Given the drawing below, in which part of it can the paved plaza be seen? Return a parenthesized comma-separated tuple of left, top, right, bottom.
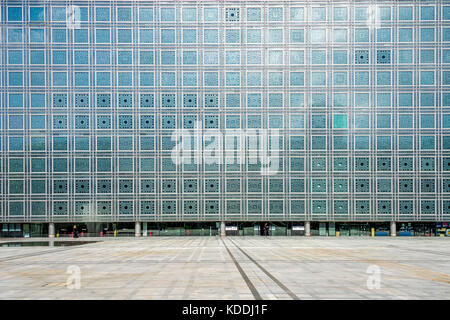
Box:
(0, 237, 449, 299)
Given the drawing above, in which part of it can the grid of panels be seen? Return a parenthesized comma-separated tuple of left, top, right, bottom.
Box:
(2, 1, 450, 222)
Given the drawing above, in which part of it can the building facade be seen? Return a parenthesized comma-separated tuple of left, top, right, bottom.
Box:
(1, 1, 450, 236)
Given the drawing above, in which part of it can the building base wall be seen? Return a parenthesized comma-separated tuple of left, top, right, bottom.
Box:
(0, 221, 448, 238)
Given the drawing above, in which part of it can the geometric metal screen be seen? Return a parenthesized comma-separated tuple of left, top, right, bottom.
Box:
(1, 1, 450, 223)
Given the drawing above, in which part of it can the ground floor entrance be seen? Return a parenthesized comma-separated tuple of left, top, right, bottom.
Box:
(0, 223, 48, 237)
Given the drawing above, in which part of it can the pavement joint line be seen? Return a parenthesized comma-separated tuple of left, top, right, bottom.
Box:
(220, 238, 262, 300)
(0, 258, 448, 266)
(386, 245, 450, 257)
(0, 246, 82, 263)
(228, 238, 300, 301)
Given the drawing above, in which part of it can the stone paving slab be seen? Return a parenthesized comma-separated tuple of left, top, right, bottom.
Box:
(0, 237, 449, 299)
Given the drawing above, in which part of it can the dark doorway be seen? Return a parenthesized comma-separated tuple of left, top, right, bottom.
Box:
(259, 222, 270, 236)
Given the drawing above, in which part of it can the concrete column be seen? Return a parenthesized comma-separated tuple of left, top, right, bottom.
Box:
(135, 221, 141, 237)
(305, 221, 311, 236)
(390, 221, 396, 237)
(49, 223, 55, 238)
(220, 221, 226, 237)
(87, 223, 102, 234)
(142, 222, 147, 237)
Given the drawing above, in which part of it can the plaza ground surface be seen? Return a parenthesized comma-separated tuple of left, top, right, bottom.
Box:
(0, 237, 449, 299)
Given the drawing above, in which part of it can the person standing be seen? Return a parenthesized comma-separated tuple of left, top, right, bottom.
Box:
(73, 225, 79, 238)
(264, 223, 270, 237)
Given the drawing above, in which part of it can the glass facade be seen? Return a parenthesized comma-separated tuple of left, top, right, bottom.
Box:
(1, 1, 450, 224)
